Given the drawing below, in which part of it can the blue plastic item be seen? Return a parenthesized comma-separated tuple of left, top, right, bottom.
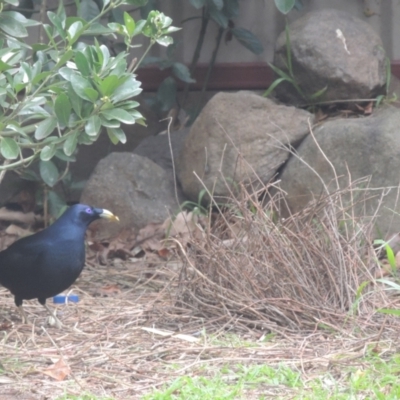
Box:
(53, 294, 79, 304)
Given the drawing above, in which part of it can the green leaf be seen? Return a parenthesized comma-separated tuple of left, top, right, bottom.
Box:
(268, 62, 294, 82)
(54, 93, 71, 127)
(101, 108, 136, 124)
(65, 16, 86, 30)
(84, 87, 99, 102)
(123, 12, 135, 37)
(100, 117, 120, 128)
(35, 117, 57, 140)
(111, 76, 142, 102)
(132, 19, 146, 36)
(32, 71, 52, 85)
(67, 21, 83, 45)
(107, 127, 126, 144)
(40, 144, 56, 161)
(68, 83, 83, 117)
(20, 169, 40, 181)
(223, 0, 239, 18)
(0, 13, 28, 37)
(4, 0, 19, 6)
(55, 49, 74, 68)
(48, 190, 68, 219)
(63, 132, 78, 156)
(70, 74, 95, 101)
(47, 11, 66, 39)
(157, 77, 177, 111)
(189, 0, 206, 8)
(309, 86, 328, 100)
(99, 75, 120, 97)
(376, 278, 400, 291)
(39, 160, 59, 187)
(172, 63, 195, 83)
(74, 51, 91, 77)
(100, 45, 110, 70)
(85, 115, 101, 136)
(209, 8, 228, 28)
(156, 36, 174, 47)
(263, 77, 286, 97)
(377, 308, 400, 316)
(232, 28, 263, 55)
(85, 22, 116, 35)
(0, 137, 19, 159)
(274, 0, 296, 14)
(55, 149, 76, 162)
(59, 66, 78, 82)
(212, 0, 223, 10)
(79, 0, 100, 22)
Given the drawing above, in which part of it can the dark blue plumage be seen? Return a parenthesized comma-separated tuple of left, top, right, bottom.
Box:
(0, 204, 118, 327)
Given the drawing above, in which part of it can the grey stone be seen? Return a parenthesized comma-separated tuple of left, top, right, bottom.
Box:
(81, 152, 181, 238)
(279, 105, 400, 238)
(274, 9, 386, 105)
(177, 91, 314, 202)
(133, 128, 189, 174)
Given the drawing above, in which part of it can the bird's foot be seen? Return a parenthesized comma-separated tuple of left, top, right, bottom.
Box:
(17, 305, 29, 324)
(44, 304, 63, 329)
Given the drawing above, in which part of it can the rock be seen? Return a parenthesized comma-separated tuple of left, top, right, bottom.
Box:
(274, 9, 386, 105)
(279, 105, 400, 238)
(133, 128, 189, 174)
(81, 153, 181, 238)
(177, 91, 313, 202)
(133, 129, 190, 204)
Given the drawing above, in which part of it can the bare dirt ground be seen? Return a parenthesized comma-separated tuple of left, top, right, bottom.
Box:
(0, 258, 398, 400)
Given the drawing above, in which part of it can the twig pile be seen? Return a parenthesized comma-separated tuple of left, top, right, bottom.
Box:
(176, 180, 399, 334)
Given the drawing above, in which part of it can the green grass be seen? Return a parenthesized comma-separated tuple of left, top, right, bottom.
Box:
(143, 353, 400, 399)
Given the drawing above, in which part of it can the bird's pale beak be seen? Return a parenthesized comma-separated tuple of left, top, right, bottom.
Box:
(100, 209, 119, 222)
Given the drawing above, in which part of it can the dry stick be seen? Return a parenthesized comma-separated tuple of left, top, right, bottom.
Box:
(41, 326, 84, 390)
(163, 116, 180, 206)
(0, 160, 9, 185)
(372, 315, 388, 353)
(306, 118, 352, 307)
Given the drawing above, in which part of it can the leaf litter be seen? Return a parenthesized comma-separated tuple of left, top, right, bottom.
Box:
(0, 204, 399, 399)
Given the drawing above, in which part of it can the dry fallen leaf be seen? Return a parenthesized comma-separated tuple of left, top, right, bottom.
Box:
(163, 211, 206, 247)
(42, 358, 70, 381)
(136, 222, 165, 252)
(96, 284, 121, 297)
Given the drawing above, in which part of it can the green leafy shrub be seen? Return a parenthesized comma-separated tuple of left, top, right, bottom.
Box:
(0, 0, 178, 215)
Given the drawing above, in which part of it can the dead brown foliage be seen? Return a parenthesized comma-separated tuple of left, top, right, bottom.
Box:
(175, 179, 399, 335)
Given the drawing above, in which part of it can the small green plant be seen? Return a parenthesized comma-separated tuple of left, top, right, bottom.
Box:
(376, 55, 398, 106)
(263, 23, 326, 102)
(374, 239, 397, 272)
(180, 188, 209, 216)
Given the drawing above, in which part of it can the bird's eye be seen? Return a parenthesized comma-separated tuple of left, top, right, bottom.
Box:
(86, 207, 92, 214)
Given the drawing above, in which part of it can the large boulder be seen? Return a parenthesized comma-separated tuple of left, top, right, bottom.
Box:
(279, 105, 400, 238)
(81, 153, 181, 238)
(133, 129, 189, 203)
(177, 91, 313, 203)
(274, 9, 386, 105)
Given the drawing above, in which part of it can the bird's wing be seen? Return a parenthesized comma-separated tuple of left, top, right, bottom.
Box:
(0, 234, 49, 288)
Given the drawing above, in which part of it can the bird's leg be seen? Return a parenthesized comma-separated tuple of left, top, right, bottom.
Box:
(43, 303, 63, 329)
(17, 305, 28, 324)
